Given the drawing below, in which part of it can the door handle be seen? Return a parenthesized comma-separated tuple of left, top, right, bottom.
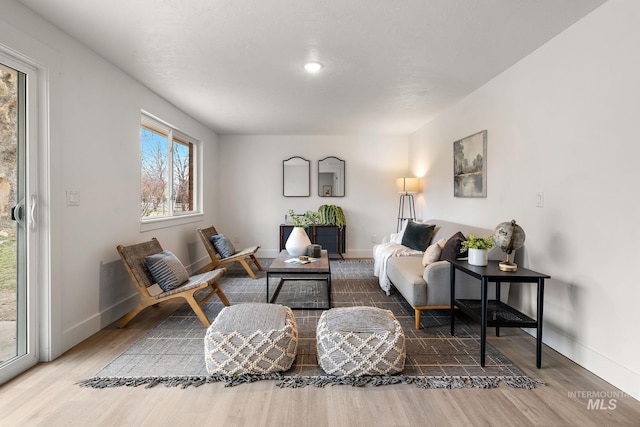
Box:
(11, 198, 25, 228)
(30, 194, 37, 231)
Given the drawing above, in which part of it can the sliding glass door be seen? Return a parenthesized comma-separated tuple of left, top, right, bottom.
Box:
(0, 54, 39, 384)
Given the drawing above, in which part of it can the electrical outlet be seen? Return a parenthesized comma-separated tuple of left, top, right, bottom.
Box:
(371, 235, 377, 243)
(66, 189, 80, 206)
(233, 235, 240, 244)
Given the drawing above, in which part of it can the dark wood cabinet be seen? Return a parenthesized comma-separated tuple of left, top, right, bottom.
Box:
(279, 225, 346, 259)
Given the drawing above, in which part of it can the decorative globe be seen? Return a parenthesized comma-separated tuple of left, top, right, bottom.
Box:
(493, 220, 526, 271)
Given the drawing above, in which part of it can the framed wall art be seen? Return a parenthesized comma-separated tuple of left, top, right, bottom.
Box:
(453, 130, 487, 198)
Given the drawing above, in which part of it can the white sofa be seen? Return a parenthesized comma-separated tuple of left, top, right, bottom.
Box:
(374, 219, 521, 329)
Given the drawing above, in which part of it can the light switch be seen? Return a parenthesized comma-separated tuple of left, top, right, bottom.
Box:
(67, 190, 80, 206)
(535, 192, 544, 208)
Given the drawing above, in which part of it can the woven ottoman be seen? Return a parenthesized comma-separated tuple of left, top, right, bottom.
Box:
(316, 306, 406, 376)
(204, 303, 298, 376)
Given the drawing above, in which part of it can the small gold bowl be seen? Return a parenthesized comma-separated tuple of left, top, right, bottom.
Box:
(298, 256, 309, 261)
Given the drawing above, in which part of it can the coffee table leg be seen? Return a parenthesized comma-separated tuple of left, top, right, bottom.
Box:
(480, 277, 488, 367)
(266, 271, 270, 303)
(450, 264, 456, 335)
(495, 281, 501, 337)
(269, 278, 285, 304)
(537, 279, 545, 368)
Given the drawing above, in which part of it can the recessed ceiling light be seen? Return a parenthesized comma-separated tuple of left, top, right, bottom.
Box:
(304, 62, 323, 73)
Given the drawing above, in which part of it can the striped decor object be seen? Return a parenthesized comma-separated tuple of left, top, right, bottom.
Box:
(316, 307, 406, 377)
(145, 250, 189, 291)
(204, 303, 298, 376)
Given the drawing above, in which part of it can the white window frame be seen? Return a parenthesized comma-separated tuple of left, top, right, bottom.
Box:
(140, 112, 202, 229)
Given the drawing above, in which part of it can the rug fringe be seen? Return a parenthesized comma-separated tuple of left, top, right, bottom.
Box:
(77, 374, 544, 390)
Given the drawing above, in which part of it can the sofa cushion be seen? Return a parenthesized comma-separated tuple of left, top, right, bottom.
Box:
(440, 231, 467, 261)
(422, 238, 446, 266)
(386, 255, 427, 307)
(401, 221, 435, 252)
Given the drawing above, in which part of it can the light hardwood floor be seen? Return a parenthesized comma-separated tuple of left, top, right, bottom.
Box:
(1, 299, 639, 427)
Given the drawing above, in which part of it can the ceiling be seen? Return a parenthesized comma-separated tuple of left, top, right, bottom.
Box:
(20, 0, 607, 135)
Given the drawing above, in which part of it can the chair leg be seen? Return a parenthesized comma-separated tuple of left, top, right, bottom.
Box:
(250, 255, 263, 271)
(118, 303, 147, 328)
(239, 258, 257, 279)
(214, 284, 230, 306)
(415, 308, 421, 330)
(185, 294, 211, 327)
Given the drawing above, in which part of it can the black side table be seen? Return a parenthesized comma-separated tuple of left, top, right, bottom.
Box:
(448, 259, 550, 368)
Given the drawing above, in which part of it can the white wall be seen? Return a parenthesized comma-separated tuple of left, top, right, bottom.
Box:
(1, 1, 221, 358)
(409, 0, 640, 398)
(218, 135, 408, 258)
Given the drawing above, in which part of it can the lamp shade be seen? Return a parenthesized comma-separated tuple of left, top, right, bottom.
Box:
(396, 177, 419, 194)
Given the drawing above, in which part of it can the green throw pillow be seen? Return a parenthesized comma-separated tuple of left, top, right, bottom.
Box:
(401, 221, 436, 252)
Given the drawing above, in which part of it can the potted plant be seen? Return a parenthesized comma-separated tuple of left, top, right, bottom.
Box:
(285, 209, 313, 256)
(460, 234, 494, 266)
(317, 204, 346, 228)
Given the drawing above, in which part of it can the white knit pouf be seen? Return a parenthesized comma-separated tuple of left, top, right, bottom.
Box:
(204, 303, 298, 376)
(316, 306, 406, 377)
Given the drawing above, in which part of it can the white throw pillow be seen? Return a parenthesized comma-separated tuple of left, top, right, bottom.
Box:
(391, 220, 409, 244)
(422, 238, 447, 266)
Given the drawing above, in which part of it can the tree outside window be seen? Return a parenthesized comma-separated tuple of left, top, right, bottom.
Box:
(140, 115, 197, 219)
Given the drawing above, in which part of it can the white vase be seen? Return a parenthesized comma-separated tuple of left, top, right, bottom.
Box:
(285, 227, 312, 256)
(468, 248, 489, 266)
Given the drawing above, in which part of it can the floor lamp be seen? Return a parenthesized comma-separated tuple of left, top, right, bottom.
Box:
(396, 177, 419, 232)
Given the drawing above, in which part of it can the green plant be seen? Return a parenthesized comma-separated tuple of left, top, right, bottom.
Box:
(460, 234, 494, 253)
(303, 210, 321, 225)
(288, 209, 312, 227)
(317, 204, 346, 228)
(288, 206, 346, 229)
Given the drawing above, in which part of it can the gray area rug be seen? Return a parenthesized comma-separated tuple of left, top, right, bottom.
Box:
(79, 259, 543, 389)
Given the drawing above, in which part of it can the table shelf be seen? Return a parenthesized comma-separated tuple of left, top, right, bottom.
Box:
(455, 299, 537, 328)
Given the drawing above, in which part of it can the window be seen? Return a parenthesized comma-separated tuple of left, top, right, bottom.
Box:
(140, 113, 199, 220)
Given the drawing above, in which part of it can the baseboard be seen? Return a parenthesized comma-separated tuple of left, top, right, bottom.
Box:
(61, 313, 103, 356)
(524, 324, 640, 402)
(60, 293, 140, 358)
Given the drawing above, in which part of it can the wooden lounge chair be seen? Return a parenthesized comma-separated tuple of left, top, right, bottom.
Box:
(117, 238, 229, 328)
(196, 225, 263, 279)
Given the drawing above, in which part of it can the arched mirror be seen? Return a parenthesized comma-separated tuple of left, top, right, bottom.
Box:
(318, 156, 345, 197)
(283, 156, 310, 197)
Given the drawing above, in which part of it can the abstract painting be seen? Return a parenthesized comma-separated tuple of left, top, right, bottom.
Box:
(454, 130, 487, 197)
